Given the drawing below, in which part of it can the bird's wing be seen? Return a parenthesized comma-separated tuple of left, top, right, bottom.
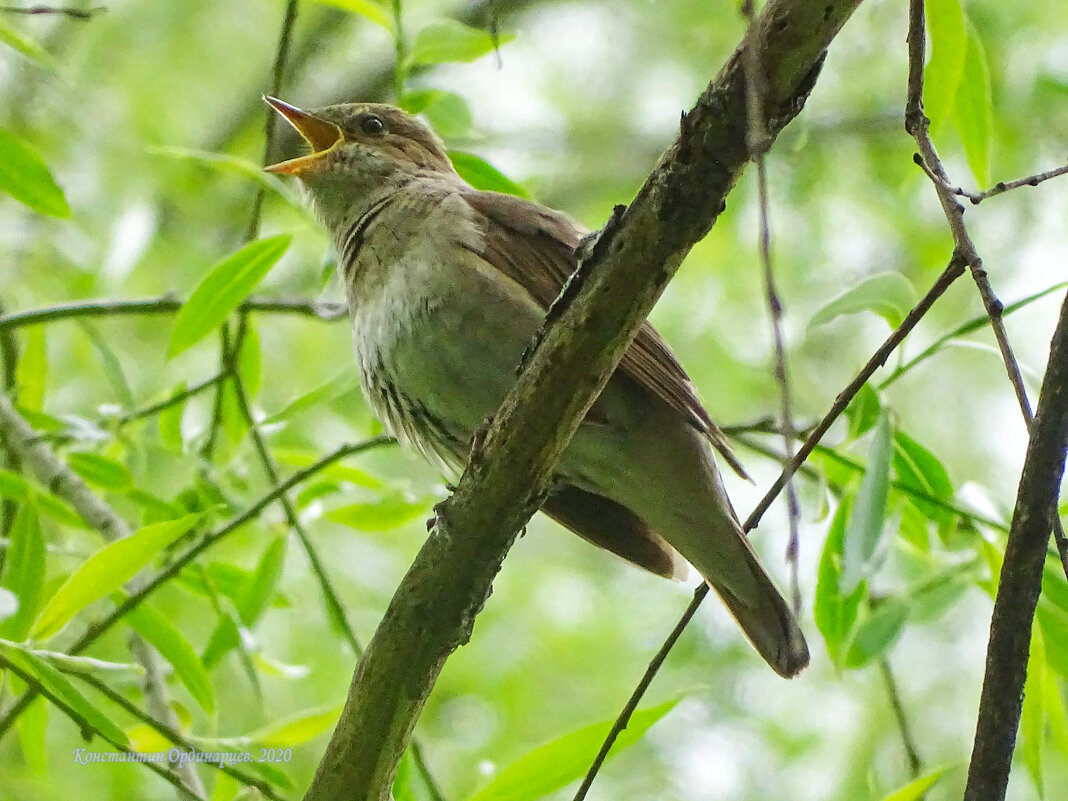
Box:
(462, 188, 748, 479)
(541, 485, 687, 579)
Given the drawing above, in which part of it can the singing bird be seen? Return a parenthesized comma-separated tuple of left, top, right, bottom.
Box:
(263, 97, 809, 677)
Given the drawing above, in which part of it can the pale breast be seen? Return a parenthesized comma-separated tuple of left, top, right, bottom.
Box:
(345, 182, 545, 474)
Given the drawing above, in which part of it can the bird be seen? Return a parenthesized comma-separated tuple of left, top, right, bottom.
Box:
(262, 96, 809, 678)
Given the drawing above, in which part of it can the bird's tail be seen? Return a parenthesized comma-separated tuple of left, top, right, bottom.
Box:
(700, 533, 809, 678)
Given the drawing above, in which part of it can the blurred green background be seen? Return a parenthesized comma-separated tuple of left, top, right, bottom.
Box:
(0, 0, 1066, 799)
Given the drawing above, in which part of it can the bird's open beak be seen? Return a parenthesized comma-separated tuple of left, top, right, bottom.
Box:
(262, 96, 343, 176)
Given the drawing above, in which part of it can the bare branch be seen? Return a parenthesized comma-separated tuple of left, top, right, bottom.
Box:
(963, 291, 1068, 801)
(741, 0, 802, 612)
(880, 658, 923, 777)
(940, 160, 1068, 205)
(0, 4, 105, 19)
(0, 295, 347, 332)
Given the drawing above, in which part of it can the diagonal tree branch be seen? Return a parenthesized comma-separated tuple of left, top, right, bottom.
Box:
(962, 289, 1068, 801)
(301, 0, 867, 798)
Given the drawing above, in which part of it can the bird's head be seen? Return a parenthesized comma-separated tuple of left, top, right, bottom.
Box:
(263, 97, 456, 227)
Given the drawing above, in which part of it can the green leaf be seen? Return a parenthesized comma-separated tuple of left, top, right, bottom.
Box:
(809, 272, 917, 330)
(0, 128, 70, 217)
(0, 504, 45, 640)
(876, 765, 953, 801)
(125, 602, 215, 714)
(413, 90, 473, 140)
(410, 19, 513, 65)
(239, 317, 262, 396)
(168, 235, 291, 358)
(0, 469, 84, 527)
(201, 610, 246, 670)
(1021, 626, 1046, 797)
(296, 479, 342, 509)
(882, 280, 1068, 389)
(843, 600, 908, 668)
(449, 151, 530, 198)
(393, 749, 418, 801)
(78, 321, 135, 408)
(218, 381, 250, 450)
(0, 19, 56, 68)
(264, 368, 360, 425)
(469, 698, 678, 801)
(202, 537, 286, 667)
(1037, 602, 1068, 678)
(844, 381, 882, 441)
(149, 147, 311, 219)
(274, 447, 385, 489)
(954, 21, 993, 186)
(814, 498, 866, 667)
(17, 696, 48, 775)
(30, 514, 200, 640)
(15, 326, 47, 411)
(923, 0, 966, 128)
(66, 452, 134, 491)
(314, 0, 392, 30)
(327, 494, 426, 531)
(24, 649, 142, 678)
(158, 381, 187, 452)
(841, 413, 894, 594)
(893, 431, 954, 533)
(236, 535, 287, 624)
(1044, 650, 1068, 756)
(246, 704, 342, 747)
(0, 640, 129, 746)
(0, 587, 16, 623)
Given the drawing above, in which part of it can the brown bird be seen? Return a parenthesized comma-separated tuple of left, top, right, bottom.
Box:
(263, 96, 809, 677)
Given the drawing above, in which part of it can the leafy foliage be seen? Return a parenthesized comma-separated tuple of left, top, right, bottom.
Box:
(0, 0, 1065, 799)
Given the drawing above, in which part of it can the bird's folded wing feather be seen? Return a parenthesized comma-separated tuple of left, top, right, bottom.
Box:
(462, 189, 748, 479)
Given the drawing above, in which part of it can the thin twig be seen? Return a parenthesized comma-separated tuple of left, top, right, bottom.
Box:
(879, 658, 923, 777)
(571, 588, 705, 801)
(199, 327, 231, 463)
(227, 318, 361, 656)
(575, 256, 966, 794)
(0, 651, 200, 800)
(245, 0, 300, 241)
(0, 437, 394, 739)
(0, 4, 105, 19)
(941, 161, 1068, 205)
(227, 312, 448, 800)
(741, 0, 802, 612)
(116, 371, 229, 427)
(736, 433, 1010, 533)
(0, 296, 347, 332)
(392, 0, 406, 100)
(0, 297, 19, 576)
(904, 0, 1068, 579)
(880, 279, 1068, 390)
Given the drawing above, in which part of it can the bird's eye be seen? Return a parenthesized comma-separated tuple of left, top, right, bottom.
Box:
(360, 115, 385, 135)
